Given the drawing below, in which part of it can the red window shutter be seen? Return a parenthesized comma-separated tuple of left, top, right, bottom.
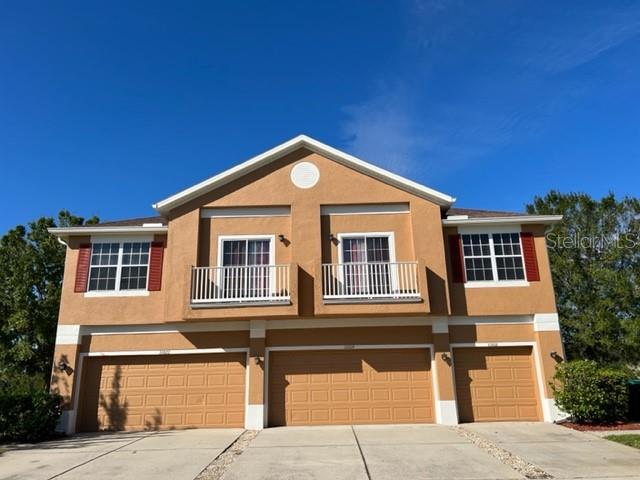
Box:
(74, 244, 92, 293)
(448, 234, 466, 283)
(148, 241, 165, 291)
(520, 232, 540, 281)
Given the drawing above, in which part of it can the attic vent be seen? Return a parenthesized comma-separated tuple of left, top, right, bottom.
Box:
(290, 161, 320, 189)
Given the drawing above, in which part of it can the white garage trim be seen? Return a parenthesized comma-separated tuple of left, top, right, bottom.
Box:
(263, 343, 435, 428)
(450, 342, 553, 422)
(67, 348, 251, 434)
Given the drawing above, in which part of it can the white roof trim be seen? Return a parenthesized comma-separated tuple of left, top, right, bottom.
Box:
(442, 215, 563, 226)
(152, 135, 455, 214)
(48, 226, 168, 236)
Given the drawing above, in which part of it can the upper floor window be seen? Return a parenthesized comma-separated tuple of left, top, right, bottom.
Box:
(338, 233, 396, 295)
(89, 242, 150, 292)
(218, 236, 274, 299)
(221, 238, 271, 267)
(341, 235, 391, 264)
(461, 233, 525, 282)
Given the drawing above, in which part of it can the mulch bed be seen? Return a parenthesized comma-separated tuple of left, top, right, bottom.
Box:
(558, 421, 640, 431)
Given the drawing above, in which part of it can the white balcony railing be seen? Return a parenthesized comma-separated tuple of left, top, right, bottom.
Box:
(322, 261, 420, 301)
(191, 265, 290, 305)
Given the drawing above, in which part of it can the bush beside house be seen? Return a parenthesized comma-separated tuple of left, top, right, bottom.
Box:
(0, 387, 62, 443)
(552, 360, 631, 423)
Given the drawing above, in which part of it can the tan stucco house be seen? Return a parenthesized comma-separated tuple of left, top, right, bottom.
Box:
(49, 135, 565, 433)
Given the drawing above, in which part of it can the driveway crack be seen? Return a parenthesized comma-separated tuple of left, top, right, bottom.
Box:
(195, 429, 259, 480)
(351, 426, 372, 480)
(48, 431, 155, 479)
(453, 426, 553, 479)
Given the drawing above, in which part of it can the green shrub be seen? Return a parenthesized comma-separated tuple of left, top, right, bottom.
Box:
(551, 360, 630, 423)
(0, 389, 62, 442)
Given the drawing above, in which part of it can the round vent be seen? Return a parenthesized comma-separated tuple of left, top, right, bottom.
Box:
(290, 162, 320, 189)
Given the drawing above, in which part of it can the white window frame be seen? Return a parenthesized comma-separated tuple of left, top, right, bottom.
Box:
(458, 226, 529, 288)
(336, 231, 398, 292)
(84, 235, 153, 297)
(216, 234, 276, 296)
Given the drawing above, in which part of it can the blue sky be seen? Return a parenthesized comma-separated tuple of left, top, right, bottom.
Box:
(2, 1, 640, 231)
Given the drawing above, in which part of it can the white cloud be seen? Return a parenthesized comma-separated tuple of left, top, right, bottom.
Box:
(340, 2, 640, 178)
(341, 89, 433, 175)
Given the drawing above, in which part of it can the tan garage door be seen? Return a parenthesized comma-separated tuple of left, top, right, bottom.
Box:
(77, 352, 246, 432)
(454, 347, 540, 422)
(268, 348, 434, 426)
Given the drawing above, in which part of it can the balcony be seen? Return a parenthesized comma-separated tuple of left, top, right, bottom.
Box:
(190, 264, 291, 306)
(322, 261, 421, 303)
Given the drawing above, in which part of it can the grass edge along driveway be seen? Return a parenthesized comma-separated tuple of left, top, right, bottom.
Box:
(605, 434, 640, 449)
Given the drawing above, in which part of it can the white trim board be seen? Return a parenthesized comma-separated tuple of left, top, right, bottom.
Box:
(320, 203, 409, 216)
(86, 347, 248, 357)
(201, 206, 290, 218)
(49, 226, 167, 236)
(153, 135, 455, 214)
(443, 215, 562, 227)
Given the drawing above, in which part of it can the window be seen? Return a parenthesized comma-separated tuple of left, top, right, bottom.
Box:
(219, 237, 273, 298)
(493, 233, 525, 280)
(461, 232, 526, 283)
(340, 234, 394, 295)
(461, 234, 493, 281)
(88, 241, 150, 292)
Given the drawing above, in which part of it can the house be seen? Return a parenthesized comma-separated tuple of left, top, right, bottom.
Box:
(48, 135, 565, 433)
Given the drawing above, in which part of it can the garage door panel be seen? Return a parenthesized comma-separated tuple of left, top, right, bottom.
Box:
(79, 352, 246, 432)
(268, 349, 434, 426)
(454, 347, 540, 422)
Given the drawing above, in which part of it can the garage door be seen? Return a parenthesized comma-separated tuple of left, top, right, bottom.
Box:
(77, 352, 246, 432)
(268, 348, 433, 426)
(454, 347, 540, 422)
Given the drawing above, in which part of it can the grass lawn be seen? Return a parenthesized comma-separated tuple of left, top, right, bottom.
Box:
(605, 434, 640, 449)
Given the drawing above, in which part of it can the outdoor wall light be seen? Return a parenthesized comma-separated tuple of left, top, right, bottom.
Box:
(278, 234, 286, 242)
(550, 351, 564, 363)
(441, 352, 450, 361)
(328, 233, 336, 241)
(58, 360, 68, 372)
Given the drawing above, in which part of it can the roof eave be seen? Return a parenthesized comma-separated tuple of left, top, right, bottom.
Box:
(48, 226, 169, 237)
(152, 135, 455, 215)
(442, 215, 563, 226)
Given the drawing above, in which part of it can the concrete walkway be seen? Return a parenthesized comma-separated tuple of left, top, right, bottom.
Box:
(223, 424, 521, 480)
(0, 428, 242, 480)
(464, 422, 640, 480)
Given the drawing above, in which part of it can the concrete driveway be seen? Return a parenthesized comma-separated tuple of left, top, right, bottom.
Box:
(2, 423, 639, 480)
(223, 424, 521, 480)
(0, 428, 242, 480)
(464, 422, 640, 480)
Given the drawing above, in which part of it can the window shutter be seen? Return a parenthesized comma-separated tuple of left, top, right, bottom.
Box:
(74, 244, 92, 293)
(448, 234, 466, 283)
(148, 241, 165, 291)
(520, 232, 540, 281)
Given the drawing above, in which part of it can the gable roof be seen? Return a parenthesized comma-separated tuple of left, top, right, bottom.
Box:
(152, 135, 456, 215)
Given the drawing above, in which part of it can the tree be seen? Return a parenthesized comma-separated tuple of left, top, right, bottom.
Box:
(0, 211, 98, 390)
(527, 191, 640, 365)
